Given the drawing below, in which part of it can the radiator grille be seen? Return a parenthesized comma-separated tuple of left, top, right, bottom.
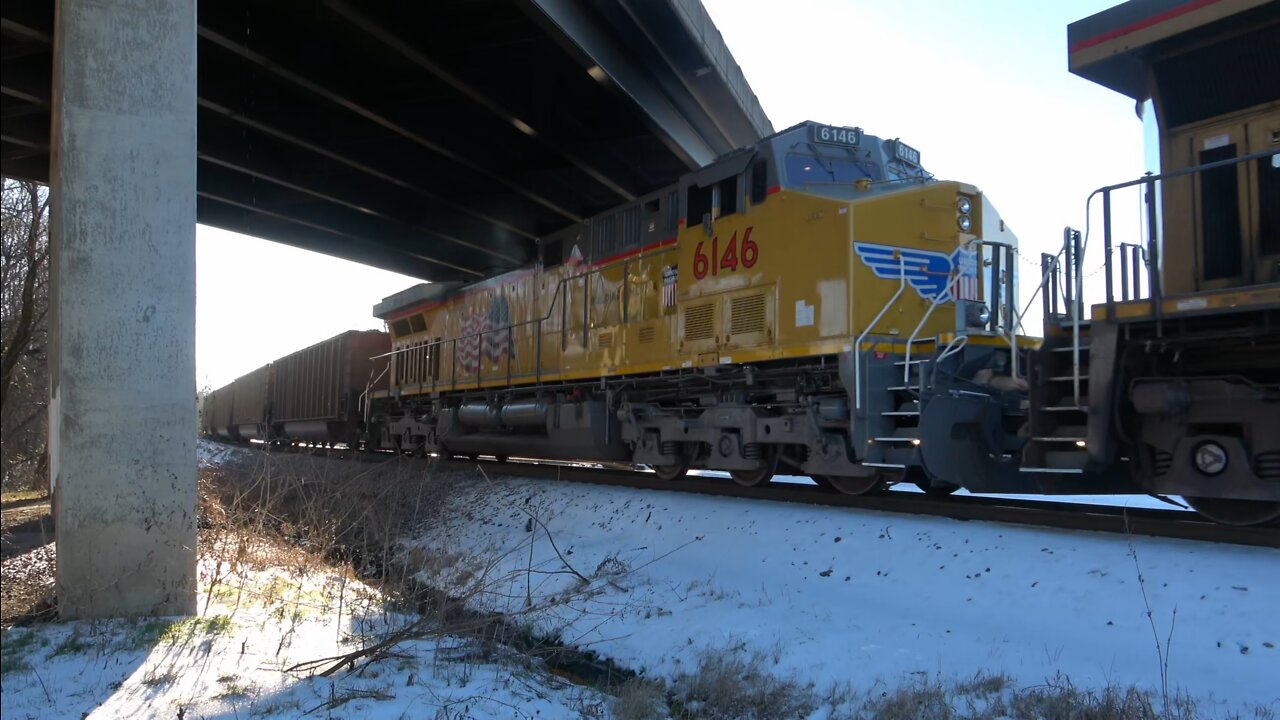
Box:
(684, 303, 715, 342)
(598, 331, 614, 349)
(729, 293, 766, 336)
(638, 326, 656, 344)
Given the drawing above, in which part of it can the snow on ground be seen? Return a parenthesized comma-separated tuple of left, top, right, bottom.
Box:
(407, 473, 1279, 716)
(0, 553, 607, 719)
(197, 438, 250, 468)
(721, 469, 1190, 512)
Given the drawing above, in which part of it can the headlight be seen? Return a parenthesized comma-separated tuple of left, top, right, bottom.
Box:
(966, 303, 990, 328)
(957, 197, 972, 214)
(957, 215, 972, 232)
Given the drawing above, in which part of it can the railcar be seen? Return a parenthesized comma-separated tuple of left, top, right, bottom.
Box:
(271, 330, 390, 447)
(200, 330, 390, 447)
(1016, 0, 1280, 525)
(915, 0, 1280, 525)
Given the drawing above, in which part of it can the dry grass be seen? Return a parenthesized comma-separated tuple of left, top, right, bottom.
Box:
(0, 490, 46, 504)
(199, 447, 651, 686)
(668, 646, 817, 720)
(612, 676, 669, 720)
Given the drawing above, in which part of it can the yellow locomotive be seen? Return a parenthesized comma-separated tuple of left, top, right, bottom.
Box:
(370, 120, 1030, 496)
(1038, 0, 1279, 525)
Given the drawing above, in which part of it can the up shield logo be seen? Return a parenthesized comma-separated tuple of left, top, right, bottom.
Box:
(854, 242, 979, 302)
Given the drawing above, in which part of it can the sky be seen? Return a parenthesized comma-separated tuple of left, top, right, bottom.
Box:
(197, 0, 1145, 390)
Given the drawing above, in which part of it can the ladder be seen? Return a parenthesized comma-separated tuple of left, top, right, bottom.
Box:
(861, 337, 933, 470)
(1020, 228, 1092, 474)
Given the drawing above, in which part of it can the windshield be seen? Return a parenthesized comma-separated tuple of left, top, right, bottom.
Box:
(785, 152, 881, 190)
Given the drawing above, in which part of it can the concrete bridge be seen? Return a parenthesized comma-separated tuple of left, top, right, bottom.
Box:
(0, 0, 770, 617)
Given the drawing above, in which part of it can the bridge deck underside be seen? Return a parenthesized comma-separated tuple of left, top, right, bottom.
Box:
(1, 0, 767, 280)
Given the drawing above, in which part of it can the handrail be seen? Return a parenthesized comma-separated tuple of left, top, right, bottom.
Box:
(371, 243, 679, 387)
(1067, 227, 1084, 406)
(360, 362, 390, 429)
(902, 271, 963, 385)
(853, 255, 907, 411)
(1090, 148, 1277, 196)
(980, 239, 1017, 334)
(978, 240, 1026, 381)
(1084, 149, 1276, 336)
(929, 333, 968, 388)
(1119, 242, 1146, 301)
(1049, 152, 1278, 408)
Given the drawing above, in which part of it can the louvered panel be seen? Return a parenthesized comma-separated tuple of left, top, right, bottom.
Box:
(683, 302, 715, 342)
(729, 293, 766, 336)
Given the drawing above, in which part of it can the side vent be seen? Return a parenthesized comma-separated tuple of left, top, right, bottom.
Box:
(729, 293, 767, 336)
(684, 302, 715, 342)
(638, 325, 656, 344)
(598, 331, 614, 349)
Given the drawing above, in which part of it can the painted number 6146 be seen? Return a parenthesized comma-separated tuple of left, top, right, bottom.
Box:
(693, 227, 758, 279)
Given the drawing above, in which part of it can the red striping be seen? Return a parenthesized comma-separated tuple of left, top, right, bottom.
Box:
(1069, 0, 1223, 53)
(591, 236, 678, 268)
(766, 185, 782, 195)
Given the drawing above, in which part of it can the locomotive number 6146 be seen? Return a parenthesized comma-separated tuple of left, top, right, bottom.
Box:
(693, 227, 759, 280)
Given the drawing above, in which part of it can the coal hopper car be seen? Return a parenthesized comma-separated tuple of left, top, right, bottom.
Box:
(269, 330, 390, 447)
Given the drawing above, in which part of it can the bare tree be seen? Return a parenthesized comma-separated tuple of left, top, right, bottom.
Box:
(1, 179, 51, 490)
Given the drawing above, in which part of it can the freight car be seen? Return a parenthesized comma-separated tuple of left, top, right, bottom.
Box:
(200, 330, 390, 447)
(270, 330, 390, 447)
(200, 386, 234, 441)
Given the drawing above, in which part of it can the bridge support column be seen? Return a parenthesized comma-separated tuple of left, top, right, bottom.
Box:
(50, 0, 197, 618)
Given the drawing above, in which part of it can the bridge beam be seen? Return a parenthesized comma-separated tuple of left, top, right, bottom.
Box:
(50, 0, 197, 619)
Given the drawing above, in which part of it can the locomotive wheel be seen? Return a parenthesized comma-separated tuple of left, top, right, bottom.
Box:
(809, 474, 836, 491)
(651, 463, 689, 481)
(730, 452, 779, 488)
(914, 480, 960, 496)
(1183, 497, 1280, 526)
(812, 474, 883, 496)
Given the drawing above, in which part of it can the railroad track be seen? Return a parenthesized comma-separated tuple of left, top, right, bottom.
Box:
(210, 440, 1280, 549)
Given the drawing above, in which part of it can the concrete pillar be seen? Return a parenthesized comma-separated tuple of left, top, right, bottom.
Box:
(49, 0, 197, 618)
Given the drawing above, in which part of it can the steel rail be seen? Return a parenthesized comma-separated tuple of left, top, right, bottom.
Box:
(446, 459, 1278, 549)
(209, 441, 1278, 549)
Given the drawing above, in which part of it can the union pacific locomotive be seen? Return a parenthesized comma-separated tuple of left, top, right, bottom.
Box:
(369, 120, 1016, 500)
(205, 1, 1279, 526)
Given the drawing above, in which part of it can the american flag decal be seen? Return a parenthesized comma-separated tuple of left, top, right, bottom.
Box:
(457, 294, 513, 377)
(662, 265, 678, 308)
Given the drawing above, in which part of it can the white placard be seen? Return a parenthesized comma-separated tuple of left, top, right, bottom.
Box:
(795, 299, 815, 327)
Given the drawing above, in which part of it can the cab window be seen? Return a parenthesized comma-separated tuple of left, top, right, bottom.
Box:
(750, 160, 768, 204)
(687, 184, 713, 225)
